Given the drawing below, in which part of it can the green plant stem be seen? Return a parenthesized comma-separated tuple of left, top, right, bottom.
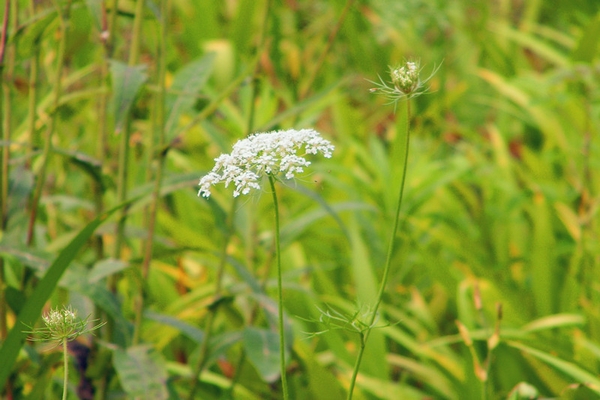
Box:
(133, 0, 169, 347)
(268, 174, 289, 400)
(0, 0, 12, 352)
(62, 338, 68, 400)
(26, 0, 71, 247)
(347, 99, 411, 400)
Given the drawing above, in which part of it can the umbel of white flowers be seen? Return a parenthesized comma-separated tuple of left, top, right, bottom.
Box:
(198, 129, 334, 198)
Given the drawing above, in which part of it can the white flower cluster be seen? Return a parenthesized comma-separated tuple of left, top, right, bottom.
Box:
(43, 307, 76, 330)
(199, 129, 334, 198)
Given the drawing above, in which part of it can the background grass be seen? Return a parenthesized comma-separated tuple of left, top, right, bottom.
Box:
(1, 0, 600, 399)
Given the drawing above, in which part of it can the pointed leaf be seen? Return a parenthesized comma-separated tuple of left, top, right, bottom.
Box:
(165, 54, 216, 138)
(110, 61, 148, 134)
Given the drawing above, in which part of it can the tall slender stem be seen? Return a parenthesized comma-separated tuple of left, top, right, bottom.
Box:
(0, 0, 12, 351)
(62, 338, 68, 400)
(268, 174, 289, 400)
(133, 0, 169, 346)
(26, 0, 71, 246)
(347, 99, 411, 399)
(111, 0, 144, 276)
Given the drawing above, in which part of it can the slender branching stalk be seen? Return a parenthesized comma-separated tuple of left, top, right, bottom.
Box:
(269, 174, 289, 399)
(346, 99, 412, 399)
(347, 60, 438, 399)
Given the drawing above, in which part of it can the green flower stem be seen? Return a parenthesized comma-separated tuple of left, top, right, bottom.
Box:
(26, 0, 71, 246)
(347, 99, 412, 400)
(268, 174, 289, 400)
(62, 338, 68, 400)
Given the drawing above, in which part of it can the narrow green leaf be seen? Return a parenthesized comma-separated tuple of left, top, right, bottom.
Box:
(88, 258, 129, 283)
(165, 53, 216, 139)
(110, 61, 148, 134)
(507, 340, 600, 395)
(113, 345, 169, 400)
(0, 200, 131, 392)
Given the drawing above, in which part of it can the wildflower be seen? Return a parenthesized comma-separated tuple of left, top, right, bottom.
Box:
(198, 129, 334, 198)
(369, 59, 440, 106)
(25, 306, 105, 345)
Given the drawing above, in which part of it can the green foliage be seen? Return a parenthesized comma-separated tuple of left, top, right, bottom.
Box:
(0, 0, 599, 399)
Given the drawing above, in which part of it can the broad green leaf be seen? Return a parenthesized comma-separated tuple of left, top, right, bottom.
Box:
(0, 200, 131, 393)
(109, 61, 148, 134)
(165, 53, 216, 139)
(113, 345, 169, 400)
(243, 327, 282, 383)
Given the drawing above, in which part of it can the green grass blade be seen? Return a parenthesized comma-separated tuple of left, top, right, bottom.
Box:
(507, 340, 600, 394)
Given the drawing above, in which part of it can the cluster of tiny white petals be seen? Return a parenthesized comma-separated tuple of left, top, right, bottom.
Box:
(391, 61, 419, 94)
(198, 129, 334, 198)
(369, 59, 440, 109)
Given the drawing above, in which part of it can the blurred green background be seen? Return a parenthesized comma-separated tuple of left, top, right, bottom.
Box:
(0, 0, 599, 399)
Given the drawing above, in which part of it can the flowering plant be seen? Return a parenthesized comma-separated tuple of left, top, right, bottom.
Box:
(197, 128, 333, 400)
(198, 128, 334, 198)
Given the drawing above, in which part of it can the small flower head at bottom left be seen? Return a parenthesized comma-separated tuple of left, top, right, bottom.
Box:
(24, 305, 106, 346)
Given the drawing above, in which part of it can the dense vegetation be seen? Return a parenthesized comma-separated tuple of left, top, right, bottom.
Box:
(1, 0, 599, 399)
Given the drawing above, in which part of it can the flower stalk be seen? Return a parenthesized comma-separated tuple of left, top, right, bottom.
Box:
(198, 128, 333, 399)
(347, 60, 437, 399)
(24, 306, 105, 400)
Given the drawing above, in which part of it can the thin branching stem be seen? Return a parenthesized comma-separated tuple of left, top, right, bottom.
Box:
(347, 99, 411, 400)
(269, 174, 289, 400)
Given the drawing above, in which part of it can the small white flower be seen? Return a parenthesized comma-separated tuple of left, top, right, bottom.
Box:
(198, 129, 334, 198)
